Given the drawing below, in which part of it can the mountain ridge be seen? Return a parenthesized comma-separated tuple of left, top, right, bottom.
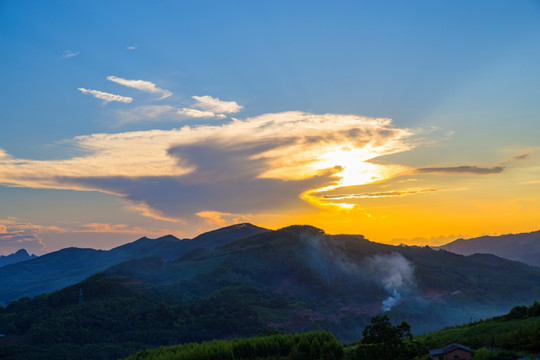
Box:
(106, 225, 540, 336)
(0, 249, 38, 268)
(0, 223, 268, 305)
(2, 224, 540, 359)
(439, 229, 540, 267)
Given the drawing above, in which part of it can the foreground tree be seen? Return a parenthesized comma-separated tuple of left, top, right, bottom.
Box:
(355, 315, 416, 360)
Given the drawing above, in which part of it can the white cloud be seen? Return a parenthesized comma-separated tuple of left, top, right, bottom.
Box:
(107, 76, 172, 99)
(78, 88, 133, 103)
(61, 50, 80, 58)
(0, 111, 414, 218)
(115, 105, 228, 125)
(192, 95, 243, 114)
(116, 105, 176, 125)
(177, 108, 227, 119)
(127, 44, 138, 50)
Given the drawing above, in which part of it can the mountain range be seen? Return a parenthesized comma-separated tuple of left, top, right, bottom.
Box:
(0, 223, 267, 305)
(439, 229, 540, 267)
(0, 249, 37, 268)
(2, 224, 540, 359)
(104, 225, 540, 335)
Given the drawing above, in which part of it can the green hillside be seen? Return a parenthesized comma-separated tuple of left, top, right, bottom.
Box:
(416, 301, 540, 353)
(124, 331, 343, 360)
(121, 303, 540, 360)
(3, 225, 540, 359)
(0, 223, 267, 305)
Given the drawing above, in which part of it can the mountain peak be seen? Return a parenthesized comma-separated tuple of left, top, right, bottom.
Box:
(0, 248, 37, 268)
(193, 223, 268, 240)
(278, 224, 325, 236)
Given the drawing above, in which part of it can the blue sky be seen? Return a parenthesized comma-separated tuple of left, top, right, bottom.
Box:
(1, 1, 540, 255)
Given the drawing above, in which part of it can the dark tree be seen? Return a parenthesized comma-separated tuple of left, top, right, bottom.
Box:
(356, 315, 414, 360)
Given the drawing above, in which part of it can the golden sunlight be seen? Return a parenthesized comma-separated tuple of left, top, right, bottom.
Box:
(300, 145, 409, 209)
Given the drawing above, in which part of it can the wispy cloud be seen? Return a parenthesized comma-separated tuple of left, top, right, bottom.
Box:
(115, 105, 229, 126)
(127, 44, 138, 50)
(77, 222, 157, 234)
(0, 218, 48, 255)
(321, 188, 437, 200)
(61, 50, 80, 59)
(417, 165, 504, 175)
(78, 88, 133, 103)
(177, 108, 227, 119)
(192, 95, 243, 114)
(0, 216, 177, 255)
(513, 153, 530, 160)
(196, 211, 250, 226)
(127, 202, 183, 223)
(116, 105, 176, 125)
(107, 76, 172, 99)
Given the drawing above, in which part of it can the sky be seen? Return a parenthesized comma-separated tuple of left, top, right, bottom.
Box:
(1, 0, 540, 255)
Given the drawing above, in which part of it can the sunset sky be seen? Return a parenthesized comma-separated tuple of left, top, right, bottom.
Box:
(1, 1, 540, 255)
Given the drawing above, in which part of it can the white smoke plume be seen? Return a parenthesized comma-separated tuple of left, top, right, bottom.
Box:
(300, 232, 417, 312)
(365, 252, 416, 311)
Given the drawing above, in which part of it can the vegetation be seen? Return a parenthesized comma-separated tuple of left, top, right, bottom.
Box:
(124, 331, 343, 360)
(347, 315, 425, 360)
(416, 301, 540, 355)
(0, 273, 291, 359)
(2, 226, 540, 359)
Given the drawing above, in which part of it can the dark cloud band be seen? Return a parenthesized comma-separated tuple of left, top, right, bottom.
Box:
(417, 165, 504, 175)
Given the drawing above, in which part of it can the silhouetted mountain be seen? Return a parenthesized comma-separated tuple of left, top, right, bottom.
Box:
(0, 249, 37, 268)
(0, 223, 268, 305)
(2, 225, 540, 360)
(439, 229, 540, 267)
(107, 225, 540, 337)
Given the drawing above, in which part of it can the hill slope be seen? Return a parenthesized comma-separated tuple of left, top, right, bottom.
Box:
(2, 225, 540, 359)
(439, 230, 540, 267)
(108, 225, 540, 336)
(0, 223, 268, 305)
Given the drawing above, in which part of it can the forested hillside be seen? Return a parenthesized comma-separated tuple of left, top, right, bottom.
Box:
(2, 225, 540, 359)
(0, 223, 267, 305)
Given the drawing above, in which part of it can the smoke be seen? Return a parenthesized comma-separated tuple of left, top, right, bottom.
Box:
(302, 232, 338, 284)
(300, 232, 417, 312)
(365, 252, 416, 312)
(382, 289, 401, 311)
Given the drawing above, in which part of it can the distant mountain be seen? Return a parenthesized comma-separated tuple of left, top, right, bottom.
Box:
(2, 224, 540, 359)
(0, 223, 268, 305)
(0, 249, 37, 268)
(439, 230, 540, 267)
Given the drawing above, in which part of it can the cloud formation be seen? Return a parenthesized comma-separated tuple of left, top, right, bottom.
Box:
(320, 188, 437, 200)
(197, 211, 250, 226)
(116, 105, 176, 124)
(0, 112, 413, 222)
(115, 104, 231, 125)
(107, 76, 172, 99)
(78, 88, 133, 103)
(0, 218, 48, 255)
(177, 108, 227, 119)
(61, 50, 79, 58)
(417, 165, 504, 175)
(513, 153, 529, 160)
(192, 95, 243, 113)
